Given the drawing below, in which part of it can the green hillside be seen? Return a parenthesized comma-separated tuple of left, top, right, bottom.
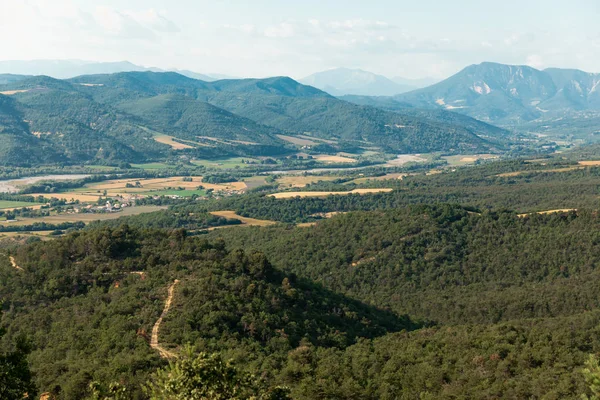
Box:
(0, 94, 60, 165)
(117, 93, 288, 152)
(0, 226, 413, 399)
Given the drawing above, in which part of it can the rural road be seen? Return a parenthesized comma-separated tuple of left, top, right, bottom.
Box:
(150, 279, 180, 359)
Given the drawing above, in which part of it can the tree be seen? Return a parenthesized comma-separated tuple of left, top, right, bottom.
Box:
(0, 328, 36, 400)
(144, 347, 291, 400)
(582, 354, 600, 400)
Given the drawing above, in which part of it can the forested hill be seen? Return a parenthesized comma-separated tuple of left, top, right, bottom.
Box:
(75, 71, 509, 153)
(0, 226, 414, 399)
(4, 206, 600, 398)
(0, 71, 512, 166)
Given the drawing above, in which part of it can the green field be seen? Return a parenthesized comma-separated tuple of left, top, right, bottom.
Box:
(131, 162, 173, 170)
(0, 200, 42, 210)
(191, 157, 263, 169)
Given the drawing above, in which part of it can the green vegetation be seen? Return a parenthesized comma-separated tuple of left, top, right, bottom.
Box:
(0, 71, 519, 166)
(0, 326, 36, 400)
(0, 201, 42, 210)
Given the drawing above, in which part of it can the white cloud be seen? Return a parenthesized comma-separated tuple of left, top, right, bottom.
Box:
(131, 9, 180, 33)
(526, 54, 545, 69)
(264, 23, 295, 38)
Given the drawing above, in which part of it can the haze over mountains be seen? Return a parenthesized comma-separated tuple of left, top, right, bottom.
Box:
(0, 59, 231, 82)
(0, 70, 509, 166)
(300, 68, 435, 96)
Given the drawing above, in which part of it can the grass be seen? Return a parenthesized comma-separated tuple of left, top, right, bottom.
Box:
(276, 134, 317, 146)
(131, 163, 172, 170)
(191, 157, 262, 169)
(442, 154, 499, 166)
(0, 201, 43, 210)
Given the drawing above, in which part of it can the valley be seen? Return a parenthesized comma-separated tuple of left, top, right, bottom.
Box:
(3, 64, 600, 400)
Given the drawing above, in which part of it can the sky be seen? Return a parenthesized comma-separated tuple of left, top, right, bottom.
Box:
(1, 0, 600, 80)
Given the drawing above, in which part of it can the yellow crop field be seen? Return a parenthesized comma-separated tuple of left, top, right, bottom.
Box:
(209, 211, 276, 226)
(269, 188, 393, 199)
(276, 175, 339, 188)
(579, 161, 600, 166)
(153, 135, 194, 149)
(518, 209, 577, 218)
(0, 89, 30, 95)
(314, 155, 357, 163)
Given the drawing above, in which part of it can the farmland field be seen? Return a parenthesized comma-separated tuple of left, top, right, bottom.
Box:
(313, 154, 357, 163)
(191, 157, 262, 169)
(153, 135, 195, 149)
(131, 162, 172, 170)
(442, 154, 499, 166)
(276, 134, 317, 146)
(208, 211, 276, 227)
(0, 206, 167, 226)
(269, 188, 393, 199)
(33, 176, 246, 201)
(275, 175, 339, 188)
(0, 200, 43, 210)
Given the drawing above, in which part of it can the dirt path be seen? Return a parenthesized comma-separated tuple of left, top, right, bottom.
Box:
(150, 280, 179, 359)
(9, 256, 23, 271)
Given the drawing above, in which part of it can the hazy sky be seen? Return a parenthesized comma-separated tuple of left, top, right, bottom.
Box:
(1, 0, 600, 79)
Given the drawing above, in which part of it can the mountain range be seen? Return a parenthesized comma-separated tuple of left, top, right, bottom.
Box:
(300, 68, 431, 96)
(0, 71, 509, 166)
(0, 59, 232, 82)
(389, 62, 600, 125)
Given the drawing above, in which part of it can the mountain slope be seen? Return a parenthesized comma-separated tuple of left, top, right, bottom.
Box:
(395, 62, 600, 124)
(65, 71, 509, 153)
(0, 94, 60, 165)
(118, 93, 287, 151)
(301, 68, 416, 96)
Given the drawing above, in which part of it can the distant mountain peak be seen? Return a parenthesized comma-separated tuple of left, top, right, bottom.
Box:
(301, 68, 418, 97)
(395, 62, 600, 123)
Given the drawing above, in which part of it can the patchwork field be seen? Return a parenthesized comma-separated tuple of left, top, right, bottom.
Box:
(269, 188, 393, 199)
(0, 206, 167, 226)
(208, 211, 276, 227)
(34, 176, 246, 201)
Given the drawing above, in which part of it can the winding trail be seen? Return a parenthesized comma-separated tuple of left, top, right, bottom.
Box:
(9, 256, 22, 271)
(150, 279, 179, 359)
